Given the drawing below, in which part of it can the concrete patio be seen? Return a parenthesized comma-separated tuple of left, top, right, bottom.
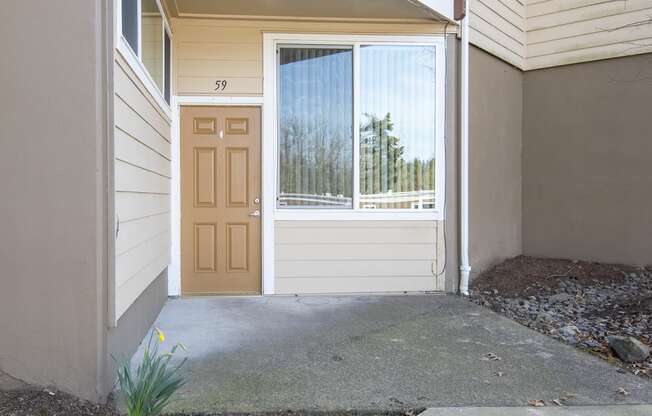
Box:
(139, 294, 652, 413)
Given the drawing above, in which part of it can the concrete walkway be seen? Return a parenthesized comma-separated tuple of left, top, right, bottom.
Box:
(142, 295, 652, 413)
(421, 405, 652, 415)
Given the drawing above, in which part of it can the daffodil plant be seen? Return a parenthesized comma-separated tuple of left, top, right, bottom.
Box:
(115, 328, 187, 416)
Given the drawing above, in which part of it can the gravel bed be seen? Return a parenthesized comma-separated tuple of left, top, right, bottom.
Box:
(0, 389, 119, 416)
(470, 256, 652, 378)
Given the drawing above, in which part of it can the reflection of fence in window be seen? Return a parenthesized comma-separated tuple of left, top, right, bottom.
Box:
(360, 189, 435, 209)
(278, 190, 435, 209)
(278, 193, 352, 207)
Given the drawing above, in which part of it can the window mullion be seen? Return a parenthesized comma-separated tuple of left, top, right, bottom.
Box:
(352, 43, 361, 210)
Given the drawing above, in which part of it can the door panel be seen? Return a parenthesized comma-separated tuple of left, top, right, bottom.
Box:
(181, 106, 261, 295)
(193, 147, 216, 207)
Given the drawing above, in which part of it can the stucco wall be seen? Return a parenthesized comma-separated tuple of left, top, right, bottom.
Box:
(469, 46, 524, 279)
(523, 52, 652, 266)
(0, 0, 109, 401)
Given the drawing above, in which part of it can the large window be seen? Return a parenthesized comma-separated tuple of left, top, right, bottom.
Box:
(275, 38, 444, 213)
(119, 0, 172, 105)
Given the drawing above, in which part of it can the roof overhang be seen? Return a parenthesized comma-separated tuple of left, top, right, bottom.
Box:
(163, 0, 456, 23)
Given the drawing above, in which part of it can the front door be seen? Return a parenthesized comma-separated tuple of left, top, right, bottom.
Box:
(180, 106, 261, 295)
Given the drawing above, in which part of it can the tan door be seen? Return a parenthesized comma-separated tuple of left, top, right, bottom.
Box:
(181, 106, 261, 295)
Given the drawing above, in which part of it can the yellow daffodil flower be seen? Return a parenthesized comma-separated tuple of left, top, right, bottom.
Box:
(154, 327, 165, 343)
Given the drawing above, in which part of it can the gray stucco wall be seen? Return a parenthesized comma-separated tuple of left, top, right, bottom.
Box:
(468, 46, 523, 279)
(0, 0, 110, 401)
(522, 53, 652, 266)
(106, 270, 168, 393)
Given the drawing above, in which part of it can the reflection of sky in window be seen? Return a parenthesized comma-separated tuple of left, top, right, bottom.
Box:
(278, 45, 435, 161)
(360, 45, 436, 161)
(279, 48, 353, 141)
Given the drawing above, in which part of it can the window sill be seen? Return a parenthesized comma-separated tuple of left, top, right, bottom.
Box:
(273, 209, 443, 221)
(116, 37, 172, 119)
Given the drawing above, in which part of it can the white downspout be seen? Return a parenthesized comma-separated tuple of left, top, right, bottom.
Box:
(459, 4, 472, 295)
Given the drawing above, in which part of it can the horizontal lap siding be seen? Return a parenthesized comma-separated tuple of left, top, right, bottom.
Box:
(470, 0, 526, 69)
(173, 18, 451, 96)
(173, 19, 450, 292)
(114, 54, 171, 319)
(525, 0, 652, 69)
(275, 221, 445, 294)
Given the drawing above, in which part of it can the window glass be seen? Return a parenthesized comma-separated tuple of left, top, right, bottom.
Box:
(141, 0, 163, 91)
(164, 30, 171, 104)
(121, 0, 139, 55)
(277, 47, 353, 208)
(359, 45, 437, 209)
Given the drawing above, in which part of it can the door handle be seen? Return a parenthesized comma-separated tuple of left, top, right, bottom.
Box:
(249, 210, 261, 217)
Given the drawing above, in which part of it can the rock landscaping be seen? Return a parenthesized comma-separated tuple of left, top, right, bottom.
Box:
(470, 256, 651, 378)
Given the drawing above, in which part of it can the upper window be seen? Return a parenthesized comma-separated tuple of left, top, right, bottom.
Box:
(141, 0, 164, 91)
(120, 0, 171, 105)
(121, 0, 139, 55)
(276, 40, 442, 212)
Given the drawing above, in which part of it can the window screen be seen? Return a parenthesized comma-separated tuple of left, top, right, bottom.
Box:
(121, 0, 139, 55)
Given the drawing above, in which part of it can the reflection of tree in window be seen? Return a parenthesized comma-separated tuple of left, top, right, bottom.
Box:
(360, 113, 435, 209)
(359, 45, 437, 210)
(279, 118, 352, 207)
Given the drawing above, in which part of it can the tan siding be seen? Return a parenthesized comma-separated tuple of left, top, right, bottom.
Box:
(115, 128, 171, 177)
(275, 221, 445, 294)
(525, 0, 652, 69)
(116, 213, 171, 255)
(464, 0, 652, 70)
(116, 192, 170, 222)
(173, 18, 451, 96)
(114, 53, 171, 319)
(469, 0, 527, 68)
(275, 276, 440, 294)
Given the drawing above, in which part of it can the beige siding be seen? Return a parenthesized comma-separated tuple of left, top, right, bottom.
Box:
(114, 53, 171, 319)
(525, 0, 652, 69)
(172, 18, 452, 96)
(172, 19, 450, 292)
(467, 0, 652, 70)
(469, 0, 527, 68)
(275, 221, 445, 294)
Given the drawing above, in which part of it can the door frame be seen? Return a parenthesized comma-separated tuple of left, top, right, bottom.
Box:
(170, 96, 272, 296)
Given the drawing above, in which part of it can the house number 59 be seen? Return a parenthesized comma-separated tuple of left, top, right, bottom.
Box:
(214, 80, 227, 92)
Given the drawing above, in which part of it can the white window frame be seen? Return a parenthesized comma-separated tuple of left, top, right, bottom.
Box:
(115, 0, 172, 116)
(263, 33, 446, 222)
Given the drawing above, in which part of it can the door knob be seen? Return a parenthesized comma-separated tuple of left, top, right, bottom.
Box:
(249, 210, 261, 217)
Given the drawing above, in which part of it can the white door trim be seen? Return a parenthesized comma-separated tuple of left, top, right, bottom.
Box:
(169, 95, 272, 296)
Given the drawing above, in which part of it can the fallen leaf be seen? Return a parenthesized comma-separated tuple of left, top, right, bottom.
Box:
(560, 392, 577, 401)
(528, 399, 545, 407)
